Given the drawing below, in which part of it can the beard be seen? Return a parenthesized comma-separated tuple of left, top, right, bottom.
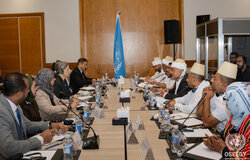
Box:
(157, 68, 161, 73)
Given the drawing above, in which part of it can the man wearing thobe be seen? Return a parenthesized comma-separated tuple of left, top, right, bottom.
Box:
(167, 63, 210, 113)
(161, 59, 191, 100)
(147, 56, 175, 89)
(196, 62, 237, 133)
(145, 57, 165, 83)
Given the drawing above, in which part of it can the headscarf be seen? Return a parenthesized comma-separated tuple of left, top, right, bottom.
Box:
(225, 82, 250, 130)
(35, 68, 55, 106)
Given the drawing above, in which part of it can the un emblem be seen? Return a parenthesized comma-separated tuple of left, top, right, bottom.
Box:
(225, 133, 246, 151)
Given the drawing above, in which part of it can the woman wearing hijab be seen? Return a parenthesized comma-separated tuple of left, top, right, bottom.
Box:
(20, 75, 41, 121)
(203, 82, 250, 159)
(35, 68, 78, 120)
(53, 61, 73, 99)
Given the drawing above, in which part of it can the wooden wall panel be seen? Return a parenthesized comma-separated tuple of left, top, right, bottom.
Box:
(80, 0, 184, 78)
(19, 17, 43, 75)
(0, 18, 20, 77)
(0, 13, 45, 77)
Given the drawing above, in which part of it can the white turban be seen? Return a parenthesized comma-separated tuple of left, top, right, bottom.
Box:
(152, 57, 162, 66)
(171, 59, 187, 71)
(162, 56, 173, 66)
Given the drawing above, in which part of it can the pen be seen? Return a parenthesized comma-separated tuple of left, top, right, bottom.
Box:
(45, 142, 63, 150)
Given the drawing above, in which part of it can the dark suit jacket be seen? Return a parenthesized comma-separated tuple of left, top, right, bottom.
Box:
(164, 74, 191, 100)
(237, 66, 250, 82)
(70, 67, 92, 94)
(0, 94, 49, 159)
(54, 75, 72, 99)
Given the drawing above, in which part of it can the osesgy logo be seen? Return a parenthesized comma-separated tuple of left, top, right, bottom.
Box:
(225, 133, 246, 157)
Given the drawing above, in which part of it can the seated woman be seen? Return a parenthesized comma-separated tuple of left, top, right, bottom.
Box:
(20, 76, 41, 121)
(203, 82, 250, 159)
(35, 68, 78, 120)
(53, 61, 73, 99)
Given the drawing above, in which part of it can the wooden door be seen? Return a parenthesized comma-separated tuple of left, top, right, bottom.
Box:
(0, 13, 45, 77)
(0, 18, 20, 76)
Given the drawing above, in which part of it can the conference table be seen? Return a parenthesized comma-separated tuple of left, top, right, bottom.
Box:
(44, 79, 170, 160)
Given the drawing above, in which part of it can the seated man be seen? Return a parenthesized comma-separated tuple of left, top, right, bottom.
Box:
(229, 51, 238, 64)
(0, 73, 68, 159)
(203, 82, 250, 159)
(167, 63, 210, 113)
(196, 62, 237, 133)
(145, 57, 165, 83)
(147, 56, 175, 89)
(236, 55, 250, 82)
(70, 58, 95, 94)
(161, 59, 191, 100)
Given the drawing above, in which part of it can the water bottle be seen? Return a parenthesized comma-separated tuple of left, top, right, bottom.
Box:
(171, 125, 180, 153)
(160, 109, 171, 132)
(95, 81, 100, 92)
(105, 73, 109, 82)
(84, 106, 90, 124)
(135, 74, 139, 85)
(75, 117, 83, 133)
(95, 90, 101, 105)
(133, 71, 137, 80)
(148, 92, 153, 104)
(158, 105, 164, 123)
(102, 76, 106, 86)
(144, 84, 148, 96)
(63, 134, 73, 160)
(131, 80, 136, 98)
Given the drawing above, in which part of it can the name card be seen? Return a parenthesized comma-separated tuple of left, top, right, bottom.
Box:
(135, 115, 145, 130)
(128, 121, 136, 132)
(127, 126, 139, 144)
(120, 90, 130, 98)
(118, 76, 125, 85)
(93, 106, 105, 118)
(117, 107, 130, 122)
(141, 137, 155, 160)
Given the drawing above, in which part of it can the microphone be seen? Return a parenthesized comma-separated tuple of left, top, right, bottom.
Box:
(179, 93, 207, 129)
(59, 100, 100, 149)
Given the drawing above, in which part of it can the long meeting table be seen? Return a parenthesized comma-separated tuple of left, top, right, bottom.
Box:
(44, 79, 170, 160)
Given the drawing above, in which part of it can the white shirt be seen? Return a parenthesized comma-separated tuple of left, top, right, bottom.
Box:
(163, 76, 175, 89)
(210, 94, 230, 132)
(174, 80, 210, 113)
(5, 96, 44, 145)
(151, 69, 165, 82)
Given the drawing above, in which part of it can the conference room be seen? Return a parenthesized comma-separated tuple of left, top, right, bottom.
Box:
(0, 0, 249, 160)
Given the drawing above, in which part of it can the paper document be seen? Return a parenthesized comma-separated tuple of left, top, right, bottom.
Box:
(175, 118, 203, 127)
(183, 129, 213, 138)
(81, 86, 95, 90)
(23, 150, 56, 160)
(138, 82, 154, 88)
(44, 134, 65, 146)
(78, 96, 93, 100)
(170, 112, 196, 120)
(187, 142, 221, 160)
